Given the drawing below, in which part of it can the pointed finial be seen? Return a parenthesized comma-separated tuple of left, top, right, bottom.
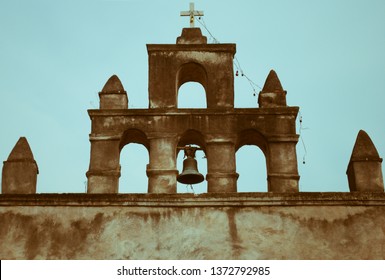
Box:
(101, 75, 125, 93)
(7, 137, 35, 161)
(258, 70, 287, 108)
(262, 70, 284, 93)
(350, 130, 380, 161)
(98, 75, 128, 109)
(347, 130, 384, 192)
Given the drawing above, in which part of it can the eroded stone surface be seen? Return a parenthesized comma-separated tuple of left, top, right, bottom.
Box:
(1, 193, 384, 259)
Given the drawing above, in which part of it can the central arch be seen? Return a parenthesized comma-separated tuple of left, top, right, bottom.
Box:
(176, 62, 208, 108)
(178, 82, 207, 108)
(176, 129, 207, 193)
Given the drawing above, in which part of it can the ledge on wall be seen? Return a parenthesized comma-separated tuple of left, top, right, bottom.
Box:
(1, 192, 385, 207)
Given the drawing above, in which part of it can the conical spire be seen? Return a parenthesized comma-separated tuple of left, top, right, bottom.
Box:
(98, 74, 128, 109)
(346, 130, 384, 192)
(101, 75, 125, 93)
(350, 130, 380, 161)
(261, 70, 284, 93)
(258, 70, 287, 108)
(7, 137, 35, 161)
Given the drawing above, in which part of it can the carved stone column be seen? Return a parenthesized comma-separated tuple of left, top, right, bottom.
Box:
(267, 136, 300, 192)
(206, 138, 238, 193)
(146, 134, 178, 193)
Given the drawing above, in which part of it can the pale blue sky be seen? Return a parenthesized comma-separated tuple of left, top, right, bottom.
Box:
(1, 0, 385, 193)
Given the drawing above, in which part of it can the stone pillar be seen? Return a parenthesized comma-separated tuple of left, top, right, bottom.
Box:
(267, 136, 300, 192)
(347, 130, 384, 192)
(2, 137, 39, 194)
(206, 139, 238, 193)
(86, 74, 128, 193)
(86, 135, 121, 193)
(146, 134, 178, 193)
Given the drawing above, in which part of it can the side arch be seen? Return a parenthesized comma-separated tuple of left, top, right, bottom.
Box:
(118, 129, 150, 193)
(236, 129, 268, 156)
(236, 129, 270, 192)
(119, 128, 150, 152)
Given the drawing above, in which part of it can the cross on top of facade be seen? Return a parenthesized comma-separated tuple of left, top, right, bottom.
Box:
(180, 2, 204, 28)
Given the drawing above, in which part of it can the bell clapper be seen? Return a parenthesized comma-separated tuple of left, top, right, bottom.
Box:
(189, 184, 195, 194)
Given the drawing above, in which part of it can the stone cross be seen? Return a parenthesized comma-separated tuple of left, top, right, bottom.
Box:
(180, 2, 204, 28)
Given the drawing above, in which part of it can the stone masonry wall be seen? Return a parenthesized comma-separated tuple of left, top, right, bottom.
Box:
(1, 192, 384, 260)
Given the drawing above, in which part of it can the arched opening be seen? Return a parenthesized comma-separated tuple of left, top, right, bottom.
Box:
(118, 129, 150, 193)
(176, 129, 207, 193)
(119, 143, 149, 193)
(236, 129, 269, 192)
(176, 62, 208, 108)
(178, 82, 207, 108)
(236, 145, 268, 192)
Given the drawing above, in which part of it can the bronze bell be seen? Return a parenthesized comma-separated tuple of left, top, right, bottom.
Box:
(177, 147, 204, 185)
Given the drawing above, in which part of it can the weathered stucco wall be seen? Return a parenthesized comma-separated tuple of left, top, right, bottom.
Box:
(1, 193, 384, 260)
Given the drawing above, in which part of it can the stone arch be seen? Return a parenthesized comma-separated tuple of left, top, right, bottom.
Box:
(236, 145, 268, 192)
(178, 82, 207, 108)
(119, 128, 150, 152)
(118, 129, 150, 193)
(177, 129, 206, 153)
(236, 129, 268, 156)
(236, 129, 270, 188)
(176, 62, 208, 108)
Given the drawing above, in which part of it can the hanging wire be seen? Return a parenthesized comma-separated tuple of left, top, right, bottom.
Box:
(298, 110, 308, 164)
(196, 17, 262, 97)
(234, 56, 262, 96)
(197, 17, 219, 43)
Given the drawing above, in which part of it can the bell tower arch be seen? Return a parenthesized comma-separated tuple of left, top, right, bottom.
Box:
(147, 28, 236, 108)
